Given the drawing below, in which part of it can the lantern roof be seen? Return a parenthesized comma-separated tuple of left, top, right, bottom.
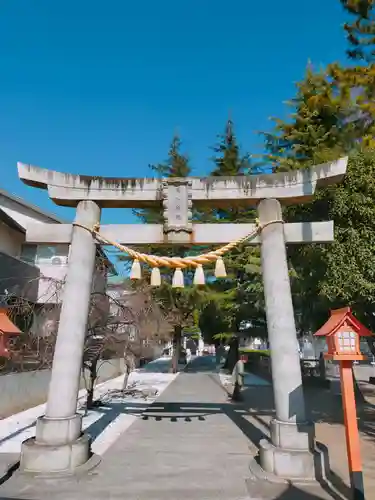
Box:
(314, 307, 372, 338)
(0, 309, 21, 336)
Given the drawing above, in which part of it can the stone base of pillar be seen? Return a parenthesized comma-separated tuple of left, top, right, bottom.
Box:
(270, 419, 315, 451)
(19, 414, 98, 476)
(247, 443, 332, 500)
(35, 414, 83, 445)
(259, 439, 315, 480)
(258, 419, 316, 481)
(20, 434, 92, 476)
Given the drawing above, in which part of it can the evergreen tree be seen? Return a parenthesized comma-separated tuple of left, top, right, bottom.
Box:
(263, 66, 358, 171)
(211, 119, 251, 177)
(209, 119, 255, 222)
(223, 0, 375, 353)
(127, 135, 210, 371)
(341, 0, 375, 62)
(264, 59, 375, 168)
(263, 64, 375, 334)
(151, 134, 191, 178)
(286, 150, 375, 333)
(261, 0, 375, 332)
(134, 135, 191, 224)
(198, 119, 267, 341)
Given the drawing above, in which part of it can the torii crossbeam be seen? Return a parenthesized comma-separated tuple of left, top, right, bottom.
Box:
(18, 159, 347, 245)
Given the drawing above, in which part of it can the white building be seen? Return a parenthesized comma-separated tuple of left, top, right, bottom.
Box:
(0, 187, 113, 335)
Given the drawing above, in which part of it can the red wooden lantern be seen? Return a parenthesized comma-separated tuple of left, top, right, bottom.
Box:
(315, 307, 372, 361)
(314, 307, 372, 499)
(0, 308, 21, 359)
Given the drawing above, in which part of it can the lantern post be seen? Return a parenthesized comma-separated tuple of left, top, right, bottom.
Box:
(315, 307, 371, 500)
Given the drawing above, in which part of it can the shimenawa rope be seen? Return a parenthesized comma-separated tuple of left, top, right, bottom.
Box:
(72, 219, 283, 288)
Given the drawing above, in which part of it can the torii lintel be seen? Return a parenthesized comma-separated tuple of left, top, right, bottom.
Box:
(17, 157, 348, 208)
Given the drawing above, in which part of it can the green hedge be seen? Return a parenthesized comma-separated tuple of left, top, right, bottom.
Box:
(239, 348, 270, 356)
(238, 349, 270, 373)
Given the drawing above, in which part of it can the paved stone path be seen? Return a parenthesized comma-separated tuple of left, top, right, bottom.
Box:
(0, 357, 253, 500)
(4, 357, 372, 499)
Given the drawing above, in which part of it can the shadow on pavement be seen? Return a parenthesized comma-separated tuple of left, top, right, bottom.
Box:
(274, 484, 341, 499)
(0, 358, 215, 461)
(0, 462, 19, 488)
(85, 400, 148, 440)
(138, 396, 351, 500)
(84, 360, 353, 499)
(183, 355, 217, 373)
(0, 359, 357, 500)
(137, 358, 172, 373)
(85, 356, 220, 441)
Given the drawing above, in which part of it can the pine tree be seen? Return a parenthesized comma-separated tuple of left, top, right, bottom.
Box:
(263, 66, 356, 171)
(262, 64, 375, 333)
(211, 119, 251, 176)
(263, 60, 375, 170)
(198, 119, 266, 340)
(151, 134, 191, 178)
(128, 135, 211, 371)
(341, 0, 375, 62)
(209, 119, 256, 222)
(329, 63, 375, 149)
(134, 135, 191, 224)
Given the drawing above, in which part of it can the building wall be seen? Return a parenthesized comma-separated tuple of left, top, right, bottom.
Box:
(0, 221, 24, 257)
(0, 196, 110, 305)
(0, 251, 40, 303)
(36, 262, 106, 303)
(0, 195, 57, 228)
(0, 195, 66, 303)
(0, 358, 125, 418)
(20, 242, 107, 303)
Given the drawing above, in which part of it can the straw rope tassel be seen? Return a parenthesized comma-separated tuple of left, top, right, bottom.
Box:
(215, 257, 227, 278)
(172, 268, 184, 288)
(130, 259, 141, 280)
(150, 267, 161, 287)
(193, 265, 205, 285)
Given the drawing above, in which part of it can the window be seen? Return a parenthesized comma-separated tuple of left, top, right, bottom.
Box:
(21, 244, 70, 266)
(337, 331, 356, 353)
(35, 245, 69, 265)
(36, 246, 55, 260)
(20, 244, 37, 264)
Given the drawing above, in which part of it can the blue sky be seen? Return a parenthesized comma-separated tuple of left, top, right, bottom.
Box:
(0, 0, 348, 224)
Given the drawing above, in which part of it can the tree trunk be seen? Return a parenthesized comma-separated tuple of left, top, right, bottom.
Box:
(122, 363, 130, 391)
(223, 336, 239, 372)
(122, 350, 135, 390)
(171, 325, 182, 374)
(366, 337, 375, 357)
(86, 358, 98, 411)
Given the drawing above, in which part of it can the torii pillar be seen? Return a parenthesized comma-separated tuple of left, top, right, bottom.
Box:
(257, 197, 314, 479)
(16, 158, 348, 480)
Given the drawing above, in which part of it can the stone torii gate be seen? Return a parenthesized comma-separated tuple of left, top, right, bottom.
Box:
(17, 158, 347, 480)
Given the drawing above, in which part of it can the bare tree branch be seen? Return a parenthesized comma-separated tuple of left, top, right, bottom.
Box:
(0, 258, 173, 408)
